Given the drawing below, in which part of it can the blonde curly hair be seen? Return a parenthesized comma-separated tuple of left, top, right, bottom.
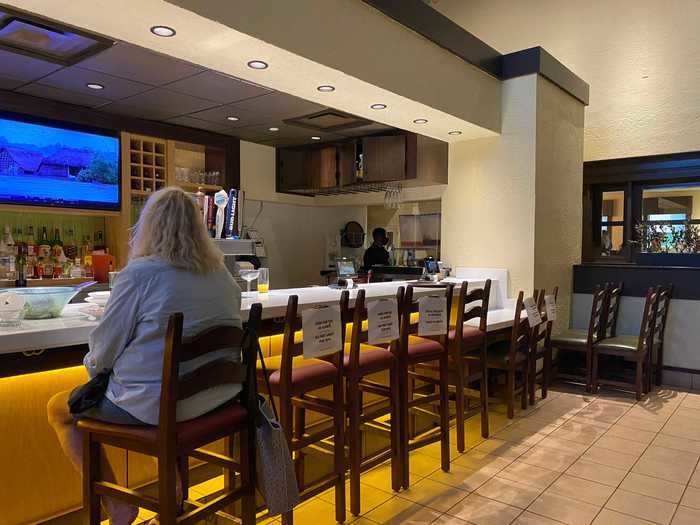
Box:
(129, 186, 224, 273)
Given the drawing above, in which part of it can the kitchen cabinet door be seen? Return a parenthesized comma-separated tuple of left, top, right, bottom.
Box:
(277, 147, 309, 191)
(338, 141, 356, 186)
(362, 135, 406, 182)
(308, 146, 337, 189)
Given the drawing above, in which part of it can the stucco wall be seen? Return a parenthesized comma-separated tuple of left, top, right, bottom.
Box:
(534, 77, 585, 329)
(442, 75, 538, 296)
(434, 0, 700, 161)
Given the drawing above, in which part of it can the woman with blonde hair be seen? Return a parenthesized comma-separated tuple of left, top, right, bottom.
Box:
(47, 187, 242, 524)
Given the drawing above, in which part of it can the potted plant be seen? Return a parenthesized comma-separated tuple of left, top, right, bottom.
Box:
(633, 221, 700, 267)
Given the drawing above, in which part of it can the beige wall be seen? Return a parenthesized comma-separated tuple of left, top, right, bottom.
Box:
(534, 77, 585, 329)
(442, 75, 538, 296)
(442, 75, 584, 327)
(435, 0, 700, 161)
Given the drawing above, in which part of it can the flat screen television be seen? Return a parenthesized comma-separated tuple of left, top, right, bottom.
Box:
(0, 113, 120, 211)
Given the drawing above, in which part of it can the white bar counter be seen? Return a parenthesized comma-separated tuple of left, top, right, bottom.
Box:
(1, 280, 517, 356)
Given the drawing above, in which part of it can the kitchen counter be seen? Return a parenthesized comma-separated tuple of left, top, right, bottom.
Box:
(1, 279, 517, 357)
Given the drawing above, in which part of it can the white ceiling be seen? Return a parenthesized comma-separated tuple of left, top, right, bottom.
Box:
(7, 0, 500, 144)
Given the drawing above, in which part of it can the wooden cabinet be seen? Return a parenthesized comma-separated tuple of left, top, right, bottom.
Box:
(277, 146, 339, 192)
(338, 141, 357, 187)
(362, 135, 406, 182)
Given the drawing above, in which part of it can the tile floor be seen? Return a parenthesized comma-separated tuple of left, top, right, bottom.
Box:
(126, 385, 700, 525)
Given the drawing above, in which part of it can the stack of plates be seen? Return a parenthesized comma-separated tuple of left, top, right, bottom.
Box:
(85, 291, 111, 307)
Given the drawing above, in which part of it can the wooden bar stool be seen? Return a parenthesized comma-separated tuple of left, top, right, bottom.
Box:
(342, 288, 402, 516)
(529, 287, 558, 405)
(486, 291, 530, 419)
(550, 285, 608, 392)
(77, 304, 263, 525)
(592, 287, 659, 400)
(399, 283, 454, 488)
(256, 294, 346, 525)
(650, 284, 672, 388)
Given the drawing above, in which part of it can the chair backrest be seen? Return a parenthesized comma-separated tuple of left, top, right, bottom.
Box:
(343, 288, 402, 372)
(277, 293, 348, 390)
(532, 286, 559, 350)
(587, 285, 608, 345)
(159, 303, 263, 440)
(507, 291, 531, 361)
(453, 279, 492, 334)
(602, 281, 624, 337)
(653, 284, 673, 346)
(637, 287, 660, 352)
(399, 283, 454, 352)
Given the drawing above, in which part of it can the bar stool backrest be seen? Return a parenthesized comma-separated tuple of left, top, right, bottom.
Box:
(653, 284, 673, 346)
(277, 293, 348, 392)
(587, 285, 608, 345)
(456, 280, 492, 331)
(400, 283, 455, 349)
(508, 291, 531, 360)
(602, 281, 624, 338)
(159, 303, 263, 442)
(532, 286, 559, 350)
(638, 287, 660, 352)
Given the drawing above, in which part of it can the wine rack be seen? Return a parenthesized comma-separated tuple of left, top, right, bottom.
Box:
(128, 135, 168, 195)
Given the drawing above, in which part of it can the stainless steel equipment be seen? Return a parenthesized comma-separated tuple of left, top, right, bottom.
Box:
(213, 239, 256, 288)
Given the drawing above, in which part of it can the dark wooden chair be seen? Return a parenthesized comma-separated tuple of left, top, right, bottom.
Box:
(399, 283, 454, 488)
(342, 288, 401, 516)
(592, 287, 659, 400)
(601, 281, 624, 339)
(256, 295, 346, 525)
(550, 285, 608, 392)
(77, 304, 263, 525)
(650, 284, 673, 388)
(486, 291, 530, 419)
(529, 287, 559, 405)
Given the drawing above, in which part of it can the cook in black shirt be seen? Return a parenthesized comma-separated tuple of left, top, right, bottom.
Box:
(363, 227, 390, 271)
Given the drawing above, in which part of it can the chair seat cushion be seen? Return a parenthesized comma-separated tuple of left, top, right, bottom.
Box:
(595, 335, 640, 352)
(550, 329, 588, 348)
(77, 402, 248, 451)
(448, 325, 486, 350)
(258, 355, 338, 395)
(407, 336, 445, 363)
(343, 343, 395, 375)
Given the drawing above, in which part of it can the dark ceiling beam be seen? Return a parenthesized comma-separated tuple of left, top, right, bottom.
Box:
(362, 0, 502, 78)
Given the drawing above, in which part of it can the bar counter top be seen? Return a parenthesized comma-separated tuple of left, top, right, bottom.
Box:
(0, 279, 517, 356)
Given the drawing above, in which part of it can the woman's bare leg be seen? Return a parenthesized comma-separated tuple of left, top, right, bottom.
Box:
(47, 391, 138, 525)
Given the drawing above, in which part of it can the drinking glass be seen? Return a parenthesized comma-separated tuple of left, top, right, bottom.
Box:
(239, 269, 260, 297)
(257, 267, 269, 294)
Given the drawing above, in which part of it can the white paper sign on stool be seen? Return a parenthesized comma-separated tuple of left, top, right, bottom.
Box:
(523, 296, 543, 328)
(302, 304, 342, 358)
(367, 298, 399, 345)
(418, 295, 447, 337)
(544, 295, 557, 321)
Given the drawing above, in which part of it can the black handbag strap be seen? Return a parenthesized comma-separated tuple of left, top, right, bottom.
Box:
(256, 340, 279, 421)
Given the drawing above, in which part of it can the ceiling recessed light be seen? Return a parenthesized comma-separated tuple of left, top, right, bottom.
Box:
(150, 25, 176, 37)
(226, 116, 239, 121)
(311, 136, 321, 140)
(269, 127, 279, 132)
(413, 118, 428, 124)
(317, 85, 335, 92)
(448, 130, 462, 136)
(86, 83, 104, 90)
(370, 103, 387, 110)
(248, 60, 268, 70)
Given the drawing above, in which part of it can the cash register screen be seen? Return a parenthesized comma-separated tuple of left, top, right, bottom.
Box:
(336, 260, 357, 278)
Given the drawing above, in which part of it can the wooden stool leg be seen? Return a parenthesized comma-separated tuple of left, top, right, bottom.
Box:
(635, 358, 643, 401)
(83, 432, 102, 525)
(333, 378, 346, 524)
(294, 405, 306, 486)
(177, 456, 189, 510)
(389, 366, 402, 493)
(479, 359, 490, 439)
(506, 369, 515, 419)
(407, 368, 416, 440)
(591, 351, 599, 394)
(349, 377, 362, 516)
(158, 454, 179, 524)
(399, 358, 410, 489)
(521, 363, 529, 410)
(454, 355, 466, 452)
(439, 352, 450, 473)
(239, 427, 256, 525)
(542, 346, 552, 399)
(280, 394, 294, 525)
(585, 348, 593, 393)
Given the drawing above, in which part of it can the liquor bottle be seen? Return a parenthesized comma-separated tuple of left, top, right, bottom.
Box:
(52, 228, 63, 247)
(38, 227, 52, 259)
(64, 228, 78, 259)
(94, 230, 106, 252)
(0, 229, 8, 279)
(1, 226, 15, 280)
(15, 243, 27, 287)
(25, 226, 36, 258)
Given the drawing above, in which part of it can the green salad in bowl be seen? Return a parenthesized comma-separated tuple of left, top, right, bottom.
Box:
(10, 287, 80, 319)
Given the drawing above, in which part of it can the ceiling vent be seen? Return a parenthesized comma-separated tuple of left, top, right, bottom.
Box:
(285, 109, 372, 132)
(0, 7, 113, 65)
